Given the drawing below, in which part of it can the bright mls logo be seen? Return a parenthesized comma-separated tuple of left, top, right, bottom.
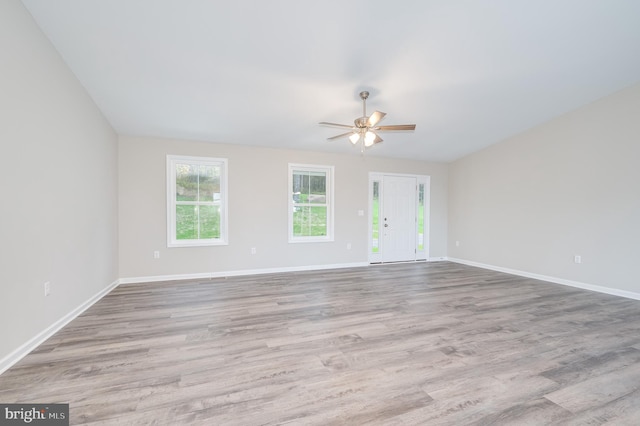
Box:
(0, 404, 68, 425)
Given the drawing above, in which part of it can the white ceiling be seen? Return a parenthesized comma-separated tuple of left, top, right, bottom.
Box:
(21, 0, 640, 162)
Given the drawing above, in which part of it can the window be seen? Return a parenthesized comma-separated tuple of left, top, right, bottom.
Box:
(371, 181, 380, 253)
(418, 183, 425, 251)
(167, 155, 228, 247)
(288, 164, 334, 242)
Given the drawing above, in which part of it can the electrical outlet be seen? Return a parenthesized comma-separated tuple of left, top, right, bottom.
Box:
(153, 251, 160, 259)
(251, 247, 257, 255)
(574, 255, 582, 264)
(347, 243, 352, 250)
(44, 281, 51, 296)
(455, 241, 460, 247)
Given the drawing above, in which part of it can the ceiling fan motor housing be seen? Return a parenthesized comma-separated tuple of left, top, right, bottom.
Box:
(355, 117, 368, 128)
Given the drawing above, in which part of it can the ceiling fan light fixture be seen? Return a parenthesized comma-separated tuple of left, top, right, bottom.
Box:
(319, 91, 416, 150)
(364, 131, 376, 147)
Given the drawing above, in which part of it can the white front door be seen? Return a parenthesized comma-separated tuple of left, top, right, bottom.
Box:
(382, 176, 417, 262)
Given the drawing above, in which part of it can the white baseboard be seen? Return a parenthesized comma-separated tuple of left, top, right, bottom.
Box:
(447, 257, 640, 301)
(0, 279, 120, 376)
(119, 262, 371, 285)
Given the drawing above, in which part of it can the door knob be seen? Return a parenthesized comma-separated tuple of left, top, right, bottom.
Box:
(384, 224, 388, 227)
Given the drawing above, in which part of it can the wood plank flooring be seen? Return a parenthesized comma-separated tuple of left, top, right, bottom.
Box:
(2, 262, 640, 425)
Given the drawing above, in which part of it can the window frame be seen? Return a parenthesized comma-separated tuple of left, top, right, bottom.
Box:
(166, 155, 228, 248)
(288, 163, 334, 243)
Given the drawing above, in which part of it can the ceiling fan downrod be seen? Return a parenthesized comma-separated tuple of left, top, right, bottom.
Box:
(360, 91, 369, 123)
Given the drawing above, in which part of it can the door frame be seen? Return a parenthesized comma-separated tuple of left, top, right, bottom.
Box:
(368, 172, 430, 264)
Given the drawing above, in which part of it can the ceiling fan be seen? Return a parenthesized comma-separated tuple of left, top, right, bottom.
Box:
(319, 91, 416, 150)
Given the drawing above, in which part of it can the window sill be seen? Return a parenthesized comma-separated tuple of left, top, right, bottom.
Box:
(288, 237, 334, 244)
(168, 240, 228, 248)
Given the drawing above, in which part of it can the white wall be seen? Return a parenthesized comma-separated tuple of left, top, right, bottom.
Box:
(448, 82, 640, 294)
(118, 136, 448, 280)
(0, 0, 118, 365)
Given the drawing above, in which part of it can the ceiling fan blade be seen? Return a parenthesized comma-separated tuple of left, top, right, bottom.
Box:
(373, 133, 383, 144)
(319, 122, 355, 129)
(375, 124, 416, 131)
(367, 111, 386, 127)
(327, 131, 354, 140)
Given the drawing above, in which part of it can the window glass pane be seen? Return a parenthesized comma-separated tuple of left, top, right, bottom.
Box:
(309, 173, 326, 204)
(418, 183, 425, 250)
(309, 206, 327, 236)
(198, 165, 219, 202)
(372, 181, 379, 253)
(176, 205, 197, 240)
(292, 206, 306, 237)
(176, 164, 198, 201)
(199, 205, 220, 239)
(292, 171, 308, 203)
(292, 170, 326, 204)
(292, 206, 327, 237)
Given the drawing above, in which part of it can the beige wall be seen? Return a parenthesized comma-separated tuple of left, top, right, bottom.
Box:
(118, 136, 448, 279)
(0, 1, 118, 363)
(448, 82, 640, 293)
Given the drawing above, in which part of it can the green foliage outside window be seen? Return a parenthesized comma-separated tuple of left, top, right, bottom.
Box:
(175, 164, 221, 240)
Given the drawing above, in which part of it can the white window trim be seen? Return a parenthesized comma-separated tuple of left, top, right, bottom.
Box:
(288, 163, 334, 243)
(167, 155, 228, 247)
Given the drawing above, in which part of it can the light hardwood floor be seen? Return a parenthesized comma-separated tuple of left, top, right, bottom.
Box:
(2, 262, 640, 425)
